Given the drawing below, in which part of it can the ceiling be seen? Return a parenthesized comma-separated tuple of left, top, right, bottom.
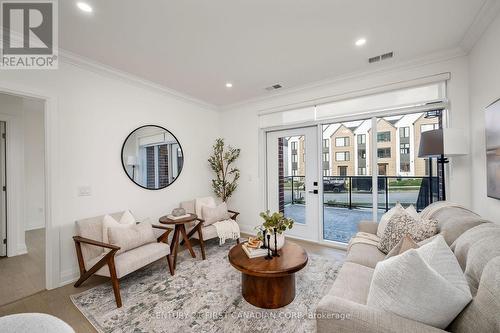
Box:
(60, 0, 488, 106)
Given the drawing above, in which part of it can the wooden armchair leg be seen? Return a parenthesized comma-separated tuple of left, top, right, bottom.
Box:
(167, 254, 174, 276)
(107, 257, 122, 308)
(197, 226, 206, 260)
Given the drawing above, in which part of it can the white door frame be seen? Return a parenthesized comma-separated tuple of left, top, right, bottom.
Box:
(265, 126, 320, 242)
(0, 82, 60, 290)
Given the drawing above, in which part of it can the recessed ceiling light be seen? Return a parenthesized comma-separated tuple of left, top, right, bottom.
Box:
(225, 82, 233, 88)
(355, 38, 367, 47)
(77, 2, 93, 13)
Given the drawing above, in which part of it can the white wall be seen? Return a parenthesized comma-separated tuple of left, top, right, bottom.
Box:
(221, 55, 472, 233)
(0, 61, 221, 285)
(469, 12, 500, 222)
(23, 99, 46, 231)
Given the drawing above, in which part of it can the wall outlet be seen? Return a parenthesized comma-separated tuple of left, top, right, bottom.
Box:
(78, 186, 92, 197)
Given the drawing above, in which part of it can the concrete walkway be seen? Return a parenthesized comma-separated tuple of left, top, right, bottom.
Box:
(284, 204, 383, 243)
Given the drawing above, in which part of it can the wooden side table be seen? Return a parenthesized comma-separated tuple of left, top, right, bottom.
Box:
(159, 213, 198, 273)
(228, 241, 308, 309)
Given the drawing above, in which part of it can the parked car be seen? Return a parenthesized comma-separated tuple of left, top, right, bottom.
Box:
(323, 178, 346, 192)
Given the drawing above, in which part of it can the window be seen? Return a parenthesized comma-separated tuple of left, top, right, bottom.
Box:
(323, 139, 329, 148)
(292, 169, 298, 176)
(335, 151, 350, 161)
(358, 167, 366, 175)
(400, 143, 410, 155)
(400, 162, 411, 172)
(358, 149, 366, 159)
(291, 154, 298, 163)
(145, 144, 169, 188)
(357, 134, 366, 144)
(323, 169, 330, 176)
(291, 141, 297, 150)
(335, 137, 350, 147)
(421, 123, 439, 133)
(377, 131, 391, 142)
(400, 127, 410, 138)
(338, 166, 348, 176)
(377, 148, 391, 158)
(323, 152, 329, 162)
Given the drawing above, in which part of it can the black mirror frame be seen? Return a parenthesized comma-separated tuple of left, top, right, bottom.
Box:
(121, 124, 184, 190)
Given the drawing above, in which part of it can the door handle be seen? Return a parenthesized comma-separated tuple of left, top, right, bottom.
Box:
(308, 190, 318, 194)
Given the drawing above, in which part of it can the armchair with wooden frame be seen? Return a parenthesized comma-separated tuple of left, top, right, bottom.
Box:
(73, 212, 173, 308)
(179, 198, 240, 260)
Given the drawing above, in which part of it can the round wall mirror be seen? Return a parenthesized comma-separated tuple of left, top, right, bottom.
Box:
(121, 125, 184, 190)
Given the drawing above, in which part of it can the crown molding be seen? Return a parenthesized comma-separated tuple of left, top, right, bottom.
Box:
(58, 50, 217, 111)
(460, 0, 500, 53)
(220, 47, 466, 112)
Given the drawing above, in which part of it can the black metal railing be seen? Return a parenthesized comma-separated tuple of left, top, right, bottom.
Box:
(284, 175, 440, 212)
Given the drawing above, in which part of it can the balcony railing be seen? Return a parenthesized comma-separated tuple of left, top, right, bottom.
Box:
(284, 175, 440, 212)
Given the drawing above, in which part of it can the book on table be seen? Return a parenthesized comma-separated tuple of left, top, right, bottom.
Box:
(167, 214, 191, 220)
(242, 244, 268, 258)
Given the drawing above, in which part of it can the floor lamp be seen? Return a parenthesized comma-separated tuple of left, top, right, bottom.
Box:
(418, 128, 468, 203)
(127, 156, 137, 180)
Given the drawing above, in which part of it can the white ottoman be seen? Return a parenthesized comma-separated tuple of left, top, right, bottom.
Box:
(0, 313, 75, 333)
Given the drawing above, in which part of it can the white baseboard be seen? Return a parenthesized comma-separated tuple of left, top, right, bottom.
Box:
(59, 267, 79, 287)
(16, 243, 27, 255)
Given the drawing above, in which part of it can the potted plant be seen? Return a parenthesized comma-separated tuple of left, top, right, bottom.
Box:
(208, 138, 241, 202)
(257, 210, 294, 251)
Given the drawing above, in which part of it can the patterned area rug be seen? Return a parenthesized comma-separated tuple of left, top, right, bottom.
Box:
(71, 240, 342, 333)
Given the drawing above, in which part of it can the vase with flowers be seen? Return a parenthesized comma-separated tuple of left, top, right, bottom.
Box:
(256, 210, 294, 251)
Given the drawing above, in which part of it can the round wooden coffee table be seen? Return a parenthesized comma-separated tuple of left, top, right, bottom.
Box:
(228, 241, 308, 309)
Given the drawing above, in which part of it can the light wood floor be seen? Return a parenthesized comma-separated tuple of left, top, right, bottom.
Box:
(0, 236, 346, 333)
(0, 228, 46, 306)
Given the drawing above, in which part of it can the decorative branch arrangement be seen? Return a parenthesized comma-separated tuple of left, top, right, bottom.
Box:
(208, 138, 241, 202)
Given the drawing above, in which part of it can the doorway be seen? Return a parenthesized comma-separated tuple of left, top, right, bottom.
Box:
(0, 93, 46, 305)
(266, 127, 320, 242)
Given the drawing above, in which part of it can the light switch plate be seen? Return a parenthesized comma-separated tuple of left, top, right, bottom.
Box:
(78, 186, 92, 196)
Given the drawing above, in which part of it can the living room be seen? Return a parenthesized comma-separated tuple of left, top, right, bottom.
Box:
(0, 1, 499, 332)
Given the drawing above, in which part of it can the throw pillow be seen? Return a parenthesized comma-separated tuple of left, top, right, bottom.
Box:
(195, 197, 216, 219)
(405, 204, 419, 220)
(107, 222, 156, 254)
(385, 234, 419, 259)
(202, 202, 231, 225)
(368, 236, 472, 329)
(376, 203, 405, 237)
(102, 211, 136, 245)
(378, 210, 437, 254)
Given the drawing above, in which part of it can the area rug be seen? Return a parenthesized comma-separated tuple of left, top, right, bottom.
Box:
(71, 240, 342, 333)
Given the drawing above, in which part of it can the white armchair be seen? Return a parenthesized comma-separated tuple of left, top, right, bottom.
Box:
(179, 197, 240, 259)
(73, 211, 173, 308)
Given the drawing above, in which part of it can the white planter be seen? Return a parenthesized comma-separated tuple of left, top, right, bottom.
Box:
(266, 231, 285, 251)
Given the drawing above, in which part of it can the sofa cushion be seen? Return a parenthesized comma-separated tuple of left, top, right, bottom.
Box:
(202, 202, 230, 225)
(102, 212, 136, 246)
(328, 262, 374, 305)
(346, 242, 386, 268)
(108, 222, 156, 254)
(376, 203, 405, 237)
(378, 210, 437, 254)
(368, 236, 472, 329)
(449, 256, 500, 333)
(75, 211, 124, 262)
(195, 197, 216, 219)
(385, 235, 419, 259)
(431, 207, 488, 245)
(87, 242, 170, 278)
(451, 223, 500, 295)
